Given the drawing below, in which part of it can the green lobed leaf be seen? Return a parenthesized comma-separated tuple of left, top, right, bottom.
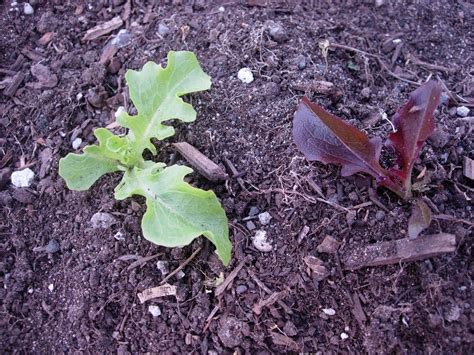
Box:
(114, 164, 231, 265)
(117, 51, 212, 157)
(59, 128, 121, 190)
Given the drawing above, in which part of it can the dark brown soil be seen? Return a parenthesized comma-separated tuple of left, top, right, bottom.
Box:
(1, 1, 473, 353)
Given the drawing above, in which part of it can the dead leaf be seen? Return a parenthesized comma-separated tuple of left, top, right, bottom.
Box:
(408, 199, 432, 239)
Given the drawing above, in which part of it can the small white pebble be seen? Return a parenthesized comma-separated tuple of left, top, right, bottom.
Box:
(28, 287, 34, 294)
(322, 308, 336, 316)
(252, 230, 272, 252)
(76, 92, 83, 101)
(237, 68, 254, 84)
(148, 305, 161, 317)
(258, 211, 272, 225)
(156, 260, 169, 275)
(24, 3, 34, 15)
(72, 137, 82, 150)
(176, 270, 186, 279)
(113, 231, 125, 241)
(115, 106, 125, 118)
(456, 106, 470, 117)
(48, 284, 54, 292)
(340, 332, 349, 340)
(11, 168, 35, 187)
(218, 6, 225, 12)
(392, 38, 402, 44)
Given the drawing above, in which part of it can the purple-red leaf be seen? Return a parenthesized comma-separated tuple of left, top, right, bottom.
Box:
(386, 81, 442, 197)
(293, 97, 387, 181)
(292, 81, 441, 200)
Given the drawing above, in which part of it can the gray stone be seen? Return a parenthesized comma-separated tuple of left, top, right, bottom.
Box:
(375, 210, 386, 221)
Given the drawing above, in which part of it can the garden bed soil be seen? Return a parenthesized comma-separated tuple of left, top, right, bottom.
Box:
(1, 1, 473, 353)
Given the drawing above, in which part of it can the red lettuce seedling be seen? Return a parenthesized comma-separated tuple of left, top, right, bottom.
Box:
(293, 81, 441, 199)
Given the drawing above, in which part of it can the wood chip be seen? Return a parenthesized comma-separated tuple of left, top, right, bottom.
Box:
(173, 142, 227, 182)
(252, 290, 288, 315)
(303, 255, 329, 281)
(38, 32, 54, 46)
(83, 16, 123, 41)
(317, 235, 340, 254)
(342, 233, 456, 270)
(100, 44, 118, 65)
(3, 72, 25, 97)
(137, 284, 177, 303)
(215, 258, 247, 296)
(464, 157, 473, 180)
(270, 332, 300, 351)
(351, 292, 367, 326)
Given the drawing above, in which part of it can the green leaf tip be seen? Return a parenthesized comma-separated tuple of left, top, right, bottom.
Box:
(115, 164, 231, 265)
(118, 51, 212, 155)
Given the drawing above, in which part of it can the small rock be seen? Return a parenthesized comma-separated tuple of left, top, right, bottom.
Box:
(375, 210, 386, 221)
(248, 206, 259, 217)
(340, 332, 349, 340)
(317, 235, 340, 254)
(246, 220, 256, 231)
(24, 3, 34, 15)
(322, 308, 336, 316)
(252, 230, 272, 252)
(72, 137, 82, 150)
(156, 260, 169, 275)
(110, 29, 131, 48)
(158, 23, 170, 36)
(113, 231, 125, 241)
(266, 21, 287, 43)
(148, 305, 161, 317)
(258, 211, 272, 225)
(48, 283, 54, 292)
(217, 316, 249, 348)
(361, 87, 371, 99)
(237, 68, 254, 84)
(236, 285, 248, 294)
(176, 270, 186, 279)
(440, 93, 449, 105)
(456, 106, 470, 117)
(45, 239, 60, 253)
(265, 82, 280, 97)
(295, 55, 306, 70)
(11, 168, 35, 187)
(90, 212, 116, 229)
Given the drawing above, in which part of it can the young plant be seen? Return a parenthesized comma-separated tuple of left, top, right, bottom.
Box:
(293, 81, 442, 199)
(59, 51, 231, 265)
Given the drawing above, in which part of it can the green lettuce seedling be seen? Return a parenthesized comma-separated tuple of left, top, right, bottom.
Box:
(59, 51, 231, 265)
